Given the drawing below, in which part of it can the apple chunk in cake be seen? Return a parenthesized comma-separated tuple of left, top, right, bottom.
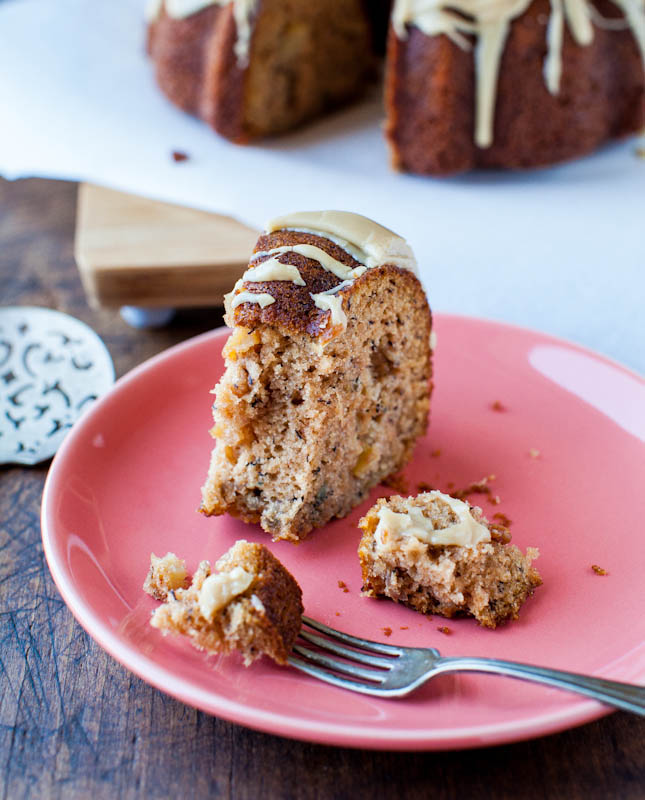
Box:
(358, 491, 541, 628)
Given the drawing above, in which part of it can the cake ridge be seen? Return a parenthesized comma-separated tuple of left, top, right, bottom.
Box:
(146, 0, 257, 63)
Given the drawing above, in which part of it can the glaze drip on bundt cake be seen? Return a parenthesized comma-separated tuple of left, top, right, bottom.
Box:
(146, 0, 256, 62)
(200, 211, 432, 542)
(387, 0, 645, 172)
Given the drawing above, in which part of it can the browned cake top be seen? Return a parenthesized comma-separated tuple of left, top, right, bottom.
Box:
(226, 229, 424, 339)
(229, 230, 359, 336)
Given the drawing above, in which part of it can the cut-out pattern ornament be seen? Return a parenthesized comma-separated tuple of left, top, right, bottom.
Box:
(0, 307, 115, 465)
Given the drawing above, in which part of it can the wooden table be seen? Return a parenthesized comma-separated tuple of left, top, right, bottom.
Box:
(1, 177, 643, 799)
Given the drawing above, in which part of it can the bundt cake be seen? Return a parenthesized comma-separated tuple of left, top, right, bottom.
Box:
(358, 490, 542, 628)
(145, 0, 380, 142)
(145, 540, 303, 665)
(145, 0, 645, 174)
(386, 0, 645, 173)
(200, 210, 432, 542)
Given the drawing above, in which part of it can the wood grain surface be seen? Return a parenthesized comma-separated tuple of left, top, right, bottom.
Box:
(75, 184, 257, 309)
(1, 177, 643, 800)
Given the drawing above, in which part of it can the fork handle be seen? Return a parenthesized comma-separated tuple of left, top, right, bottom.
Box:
(434, 656, 645, 716)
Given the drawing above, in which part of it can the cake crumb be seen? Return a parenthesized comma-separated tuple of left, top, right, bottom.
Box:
(489, 495, 501, 505)
(400, 626, 409, 630)
(493, 512, 512, 527)
(335, 611, 341, 616)
(382, 472, 409, 494)
(143, 552, 189, 601)
(489, 524, 512, 544)
(417, 482, 433, 492)
(382, 627, 393, 637)
(636, 146, 645, 159)
(171, 150, 189, 162)
(591, 564, 608, 576)
(431, 449, 442, 457)
(337, 580, 349, 593)
(453, 474, 496, 501)
(491, 401, 507, 412)
(529, 448, 540, 459)
(437, 626, 452, 635)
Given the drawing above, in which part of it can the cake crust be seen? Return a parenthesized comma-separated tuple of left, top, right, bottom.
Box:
(231, 229, 425, 340)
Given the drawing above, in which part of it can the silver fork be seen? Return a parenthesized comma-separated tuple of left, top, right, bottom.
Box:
(288, 616, 645, 715)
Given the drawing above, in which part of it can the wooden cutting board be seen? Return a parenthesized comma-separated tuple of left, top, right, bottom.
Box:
(74, 183, 258, 309)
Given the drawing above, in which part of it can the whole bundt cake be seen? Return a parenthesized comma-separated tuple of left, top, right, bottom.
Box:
(200, 210, 433, 542)
(145, 0, 645, 174)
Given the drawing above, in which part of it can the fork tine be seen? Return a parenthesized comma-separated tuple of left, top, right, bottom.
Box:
(301, 616, 403, 655)
(292, 645, 386, 683)
(299, 630, 393, 669)
(288, 655, 389, 695)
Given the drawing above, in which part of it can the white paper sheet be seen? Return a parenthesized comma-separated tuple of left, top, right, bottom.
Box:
(1, 0, 644, 373)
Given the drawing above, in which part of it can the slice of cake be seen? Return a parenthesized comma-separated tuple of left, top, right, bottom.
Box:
(200, 210, 432, 542)
(145, 540, 303, 665)
(358, 491, 541, 628)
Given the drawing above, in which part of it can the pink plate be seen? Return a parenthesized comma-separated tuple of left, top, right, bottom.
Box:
(41, 314, 645, 750)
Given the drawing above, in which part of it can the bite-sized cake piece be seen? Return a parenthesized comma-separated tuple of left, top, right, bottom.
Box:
(385, 0, 645, 174)
(358, 491, 541, 627)
(200, 210, 432, 542)
(146, 540, 303, 665)
(146, 0, 379, 142)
